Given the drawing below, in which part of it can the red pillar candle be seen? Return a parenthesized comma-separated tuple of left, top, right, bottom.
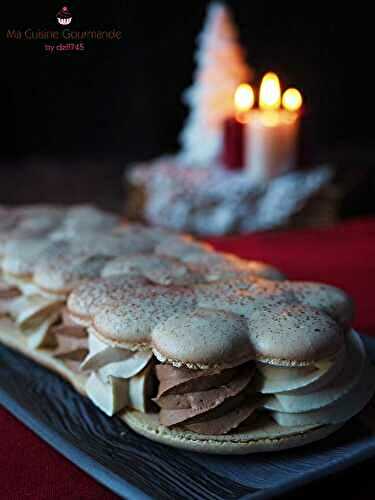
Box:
(222, 117, 245, 169)
(221, 83, 254, 171)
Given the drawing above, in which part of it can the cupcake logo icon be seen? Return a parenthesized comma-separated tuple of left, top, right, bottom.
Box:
(57, 6, 72, 25)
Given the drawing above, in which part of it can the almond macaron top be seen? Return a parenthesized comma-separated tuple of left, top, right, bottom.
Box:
(155, 235, 213, 259)
(152, 308, 254, 369)
(14, 206, 64, 234)
(49, 205, 119, 241)
(91, 285, 196, 350)
(286, 281, 354, 327)
(247, 280, 354, 327)
(151, 300, 344, 369)
(183, 252, 285, 282)
(246, 302, 344, 366)
(34, 250, 113, 296)
(33, 230, 166, 296)
(67, 274, 150, 325)
(72, 275, 348, 368)
(2, 237, 55, 278)
(101, 254, 204, 286)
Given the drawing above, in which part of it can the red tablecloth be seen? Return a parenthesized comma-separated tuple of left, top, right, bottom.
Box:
(1, 217, 375, 500)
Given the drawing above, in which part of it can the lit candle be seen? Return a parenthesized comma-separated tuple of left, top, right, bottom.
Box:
(222, 83, 254, 170)
(245, 73, 303, 181)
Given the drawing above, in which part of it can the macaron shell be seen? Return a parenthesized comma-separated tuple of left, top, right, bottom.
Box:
(3, 238, 53, 277)
(113, 224, 174, 246)
(66, 279, 113, 323)
(248, 280, 354, 327)
(15, 208, 64, 233)
(247, 279, 297, 303)
(35, 252, 112, 295)
(155, 236, 213, 259)
(196, 280, 295, 323)
(238, 261, 285, 281)
(67, 275, 149, 322)
(101, 254, 150, 278)
(185, 252, 285, 282)
(49, 205, 119, 240)
(92, 286, 196, 348)
(77, 279, 346, 367)
(152, 308, 254, 369)
(33, 228, 163, 295)
(195, 284, 257, 315)
(291, 282, 354, 326)
(122, 410, 343, 454)
(101, 254, 203, 286)
(247, 303, 344, 366)
(182, 252, 243, 277)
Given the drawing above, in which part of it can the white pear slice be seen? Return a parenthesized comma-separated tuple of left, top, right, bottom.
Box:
(86, 372, 129, 416)
(5, 296, 33, 320)
(0, 275, 8, 287)
(263, 331, 365, 413)
(282, 346, 347, 396)
(0, 296, 21, 316)
(88, 330, 108, 354)
(15, 295, 64, 328)
(24, 312, 60, 349)
(81, 344, 134, 371)
(17, 281, 41, 296)
(128, 363, 154, 412)
(1, 273, 21, 286)
(81, 331, 134, 371)
(0, 299, 11, 316)
(257, 345, 346, 394)
(270, 359, 375, 427)
(98, 351, 153, 381)
(81, 330, 153, 378)
(2, 274, 39, 296)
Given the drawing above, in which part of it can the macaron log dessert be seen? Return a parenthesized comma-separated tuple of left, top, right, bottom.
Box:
(1, 205, 374, 454)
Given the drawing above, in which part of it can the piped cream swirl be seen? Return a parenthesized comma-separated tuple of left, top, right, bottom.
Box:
(81, 330, 153, 416)
(260, 331, 374, 426)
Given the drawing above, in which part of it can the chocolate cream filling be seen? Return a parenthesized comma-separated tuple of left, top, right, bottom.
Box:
(154, 363, 259, 435)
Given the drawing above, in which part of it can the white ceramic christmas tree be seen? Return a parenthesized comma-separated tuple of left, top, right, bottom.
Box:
(179, 2, 252, 167)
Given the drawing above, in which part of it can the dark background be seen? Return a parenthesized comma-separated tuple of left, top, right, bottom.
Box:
(1, 1, 374, 207)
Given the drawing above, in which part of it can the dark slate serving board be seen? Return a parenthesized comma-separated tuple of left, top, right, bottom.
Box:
(1, 336, 375, 500)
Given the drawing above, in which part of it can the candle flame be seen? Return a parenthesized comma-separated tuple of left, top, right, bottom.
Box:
(282, 88, 303, 112)
(234, 83, 254, 123)
(259, 72, 281, 110)
(234, 84, 255, 112)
